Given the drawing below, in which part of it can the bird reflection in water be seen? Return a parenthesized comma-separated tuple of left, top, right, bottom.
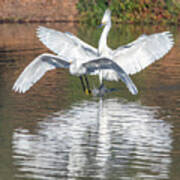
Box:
(12, 98, 172, 180)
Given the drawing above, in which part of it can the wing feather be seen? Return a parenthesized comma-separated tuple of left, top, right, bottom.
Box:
(113, 31, 174, 75)
(65, 32, 98, 56)
(12, 53, 69, 93)
(37, 26, 98, 61)
(83, 58, 138, 95)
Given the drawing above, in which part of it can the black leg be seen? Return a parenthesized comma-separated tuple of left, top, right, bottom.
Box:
(99, 83, 104, 90)
(79, 76, 86, 93)
(84, 75, 91, 94)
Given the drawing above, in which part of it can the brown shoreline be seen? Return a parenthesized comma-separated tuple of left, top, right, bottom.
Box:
(0, 0, 79, 23)
(0, 19, 80, 24)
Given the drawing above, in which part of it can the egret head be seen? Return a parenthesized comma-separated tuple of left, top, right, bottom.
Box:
(101, 9, 111, 26)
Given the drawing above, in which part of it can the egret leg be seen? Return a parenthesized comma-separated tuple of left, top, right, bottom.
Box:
(84, 75, 91, 95)
(79, 76, 86, 93)
(99, 82, 105, 90)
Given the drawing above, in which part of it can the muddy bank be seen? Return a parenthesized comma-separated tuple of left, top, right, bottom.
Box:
(0, 0, 79, 22)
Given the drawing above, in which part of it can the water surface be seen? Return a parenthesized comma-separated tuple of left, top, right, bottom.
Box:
(0, 23, 179, 180)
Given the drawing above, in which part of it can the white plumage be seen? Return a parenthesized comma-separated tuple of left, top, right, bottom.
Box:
(13, 54, 138, 95)
(36, 26, 98, 62)
(37, 9, 174, 80)
(13, 9, 174, 95)
(13, 54, 68, 93)
(112, 31, 174, 75)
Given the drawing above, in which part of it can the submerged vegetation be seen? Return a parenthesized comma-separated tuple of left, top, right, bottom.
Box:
(76, 0, 180, 25)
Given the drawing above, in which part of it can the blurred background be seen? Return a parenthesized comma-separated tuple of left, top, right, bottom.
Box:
(0, 0, 180, 24)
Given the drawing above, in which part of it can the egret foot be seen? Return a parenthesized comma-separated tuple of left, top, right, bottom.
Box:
(85, 88, 91, 95)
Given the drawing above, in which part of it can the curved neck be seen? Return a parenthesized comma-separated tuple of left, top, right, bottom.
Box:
(98, 22, 111, 55)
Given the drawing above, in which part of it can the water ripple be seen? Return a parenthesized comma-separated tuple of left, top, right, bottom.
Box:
(12, 98, 173, 180)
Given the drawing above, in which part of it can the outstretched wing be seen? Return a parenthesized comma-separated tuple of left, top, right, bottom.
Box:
(12, 53, 70, 93)
(113, 31, 174, 75)
(37, 26, 98, 62)
(65, 32, 98, 57)
(82, 58, 138, 95)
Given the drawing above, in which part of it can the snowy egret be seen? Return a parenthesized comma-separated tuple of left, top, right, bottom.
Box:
(98, 9, 174, 76)
(36, 9, 174, 86)
(13, 9, 174, 96)
(12, 54, 138, 95)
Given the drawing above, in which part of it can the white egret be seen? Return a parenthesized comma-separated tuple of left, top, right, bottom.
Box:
(97, 9, 174, 78)
(36, 9, 174, 88)
(13, 9, 174, 96)
(12, 53, 138, 95)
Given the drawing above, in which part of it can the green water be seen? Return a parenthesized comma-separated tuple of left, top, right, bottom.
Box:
(0, 23, 179, 180)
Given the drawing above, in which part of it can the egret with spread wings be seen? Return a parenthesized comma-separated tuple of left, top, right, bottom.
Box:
(97, 9, 174, 77)
(35, 9, 174, 91)
(13, 9, 174, 96)
(12, 54, 138, 95)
